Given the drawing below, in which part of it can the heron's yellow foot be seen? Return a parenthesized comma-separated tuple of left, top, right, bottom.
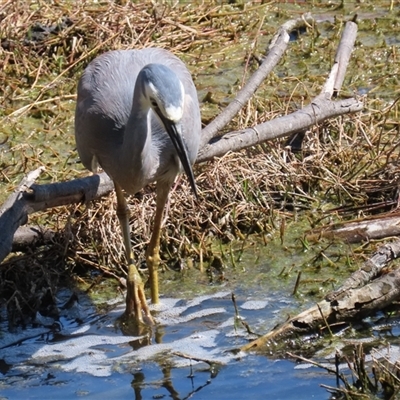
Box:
(124, 263, 154, 325)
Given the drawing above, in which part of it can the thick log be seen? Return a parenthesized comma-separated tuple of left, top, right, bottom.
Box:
(326, 240, 400, 301)
(0, 167, 44, 262)
(25, 171, 114, 212)
(12, 226, 55, 251)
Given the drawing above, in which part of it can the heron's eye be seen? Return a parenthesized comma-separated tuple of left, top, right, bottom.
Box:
(150, 99, 158, 109)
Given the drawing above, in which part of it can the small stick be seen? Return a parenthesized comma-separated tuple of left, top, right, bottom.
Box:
(172, 351, 223, 366)
(317, 302, 333, 337)
(292, 271, 302, 296)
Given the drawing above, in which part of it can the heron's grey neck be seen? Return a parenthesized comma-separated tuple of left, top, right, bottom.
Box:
(119, 99, 157, 193)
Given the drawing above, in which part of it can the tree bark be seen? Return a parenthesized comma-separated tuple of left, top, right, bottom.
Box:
(0, 167, 44, 262)
(0, 171, 113, 263)
(12, 226, 56, 251)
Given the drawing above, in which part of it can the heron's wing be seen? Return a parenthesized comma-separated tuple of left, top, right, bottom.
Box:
(74, 50, 142, 171)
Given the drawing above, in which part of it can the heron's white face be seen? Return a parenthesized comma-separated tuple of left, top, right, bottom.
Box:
(147, 80, 185, 123)
(165, 103, 183, 123)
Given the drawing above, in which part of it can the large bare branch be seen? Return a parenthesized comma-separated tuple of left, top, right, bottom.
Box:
(306, 212, 400, 245)
(25, 171, 113, 213)
(198, 20, 361, 162)
(197, 97, 362, 162)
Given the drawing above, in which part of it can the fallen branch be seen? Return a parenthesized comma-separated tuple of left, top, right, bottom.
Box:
(306, 212, 400, 244)
(241, 240, 400, 352)
(0, 167, 45, 261)
(326, 240, 400, 301)
(0, 172, 113, 262)
(197, 97, 362, 162)
(12, 226, 55, 251)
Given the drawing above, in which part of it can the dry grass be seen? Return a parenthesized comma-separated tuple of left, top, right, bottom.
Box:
(1, 1, 400, 329)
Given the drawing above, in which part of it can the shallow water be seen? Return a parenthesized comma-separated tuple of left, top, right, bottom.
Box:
(1, 288, 334, 400)
(2, 276, 400, 400)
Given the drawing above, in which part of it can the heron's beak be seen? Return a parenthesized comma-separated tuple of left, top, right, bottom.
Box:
(157, 112, 198, 199)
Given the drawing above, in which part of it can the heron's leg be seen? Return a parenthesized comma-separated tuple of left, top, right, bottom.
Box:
(146, 183, 172, 304)
(114, 182, 153, 324)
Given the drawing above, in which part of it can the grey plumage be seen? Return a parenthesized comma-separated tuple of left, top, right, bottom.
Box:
(75, 48, 201, 324)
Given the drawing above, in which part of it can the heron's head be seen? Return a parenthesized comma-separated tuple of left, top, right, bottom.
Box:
(137, 63, 198, 199)
(139, 63, 185, 123)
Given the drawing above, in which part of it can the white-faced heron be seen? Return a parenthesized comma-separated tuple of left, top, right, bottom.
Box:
(75, 48, 201, 324)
